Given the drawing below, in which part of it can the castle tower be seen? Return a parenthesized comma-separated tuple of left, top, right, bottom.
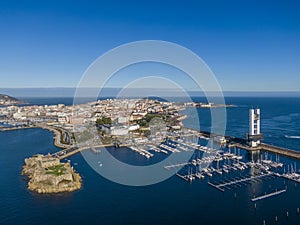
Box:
(247, 108, 263, 147)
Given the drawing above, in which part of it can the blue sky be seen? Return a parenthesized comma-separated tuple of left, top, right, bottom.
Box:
(0, 0, 300, 91)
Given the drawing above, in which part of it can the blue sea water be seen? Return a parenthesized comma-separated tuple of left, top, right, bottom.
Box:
(0, 97, 300, 225)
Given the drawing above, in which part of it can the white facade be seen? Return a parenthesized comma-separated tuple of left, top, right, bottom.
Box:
(13, 112, 24, 119)
(118, 116, 129, 124)
(128, 124, 140, 131)
(111, 126, 128, 136)
(101, 125, 129, 136)
(249, 108, 261, 147)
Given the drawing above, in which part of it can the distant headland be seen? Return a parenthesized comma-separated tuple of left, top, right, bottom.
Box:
(0, 94, 24, 106)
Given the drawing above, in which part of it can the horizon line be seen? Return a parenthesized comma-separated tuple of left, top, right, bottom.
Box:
(1, 87, 300, 92)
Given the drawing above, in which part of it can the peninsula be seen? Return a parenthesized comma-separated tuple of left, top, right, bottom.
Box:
(0, 94, 23, 106)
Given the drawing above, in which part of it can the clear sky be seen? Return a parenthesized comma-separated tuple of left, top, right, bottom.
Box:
(0, 0, 300, 91)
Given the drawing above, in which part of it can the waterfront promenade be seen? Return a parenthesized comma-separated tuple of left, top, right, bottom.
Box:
(0, 124, 71, 149)
(37, 124, 72, 149)
(0, 125, 131, 159)
(2, 125, 300, 160)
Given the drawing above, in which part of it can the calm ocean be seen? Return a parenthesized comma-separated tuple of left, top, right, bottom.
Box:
(0, 97, 300, 225)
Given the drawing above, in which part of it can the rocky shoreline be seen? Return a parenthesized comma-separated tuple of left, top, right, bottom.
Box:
(22, 154, 82, 194)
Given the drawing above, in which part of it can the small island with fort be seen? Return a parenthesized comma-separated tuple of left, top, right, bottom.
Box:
(22, 154, 81, 194)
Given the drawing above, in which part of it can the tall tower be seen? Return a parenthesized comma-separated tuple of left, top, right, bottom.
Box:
(247, 108, 263, 147)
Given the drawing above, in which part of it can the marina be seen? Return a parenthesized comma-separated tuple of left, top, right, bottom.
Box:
(129, 146, 154, 158)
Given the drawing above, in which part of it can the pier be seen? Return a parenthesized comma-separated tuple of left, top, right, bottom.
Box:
(260, 143, 300, 160)
(251, 189, 286, 202)
(164, 162, 190, 170)
(176, 173, 189, 182)
(228, 141, 300, 160)
(208, 182, 225, 192)
(176, 173, 194, 182)
(208, 172, 274, 192)
(195, 128, 300, 160)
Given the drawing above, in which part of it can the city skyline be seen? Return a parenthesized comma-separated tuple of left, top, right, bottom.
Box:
(1, 0, 300, 91)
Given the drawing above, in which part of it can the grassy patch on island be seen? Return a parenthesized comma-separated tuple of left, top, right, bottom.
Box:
(45, 164, 66, 176)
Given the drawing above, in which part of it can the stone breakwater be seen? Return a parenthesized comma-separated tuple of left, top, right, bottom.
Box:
(22, 154, 82, 194)
(36, 124, 72, 149)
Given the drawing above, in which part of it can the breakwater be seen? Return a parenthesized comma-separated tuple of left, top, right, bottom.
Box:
(197, 129, 300, 160)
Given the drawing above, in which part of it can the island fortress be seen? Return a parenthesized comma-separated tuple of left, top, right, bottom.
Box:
(22, 154, 81, 194)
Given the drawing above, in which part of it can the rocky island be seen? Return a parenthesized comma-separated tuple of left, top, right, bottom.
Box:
(0, 94, 23, 106)
(22, 154, 82, 194)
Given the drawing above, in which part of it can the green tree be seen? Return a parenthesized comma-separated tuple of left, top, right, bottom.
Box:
(96, 116, 112, 125)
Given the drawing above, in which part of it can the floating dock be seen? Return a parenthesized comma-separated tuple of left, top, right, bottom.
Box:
(208, 172, 274, 192)
(208, 181, 225, 192)
(164, 162, 190, 170)
(251, 189, 286, 202)
(176, 173, 189, 182)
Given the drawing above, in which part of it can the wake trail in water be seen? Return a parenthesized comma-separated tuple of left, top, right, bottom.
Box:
(285, 135, 300, 139)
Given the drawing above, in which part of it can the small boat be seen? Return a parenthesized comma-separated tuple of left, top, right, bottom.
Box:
(216, 170, 223, 175)
(206, 172, 213, 177)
